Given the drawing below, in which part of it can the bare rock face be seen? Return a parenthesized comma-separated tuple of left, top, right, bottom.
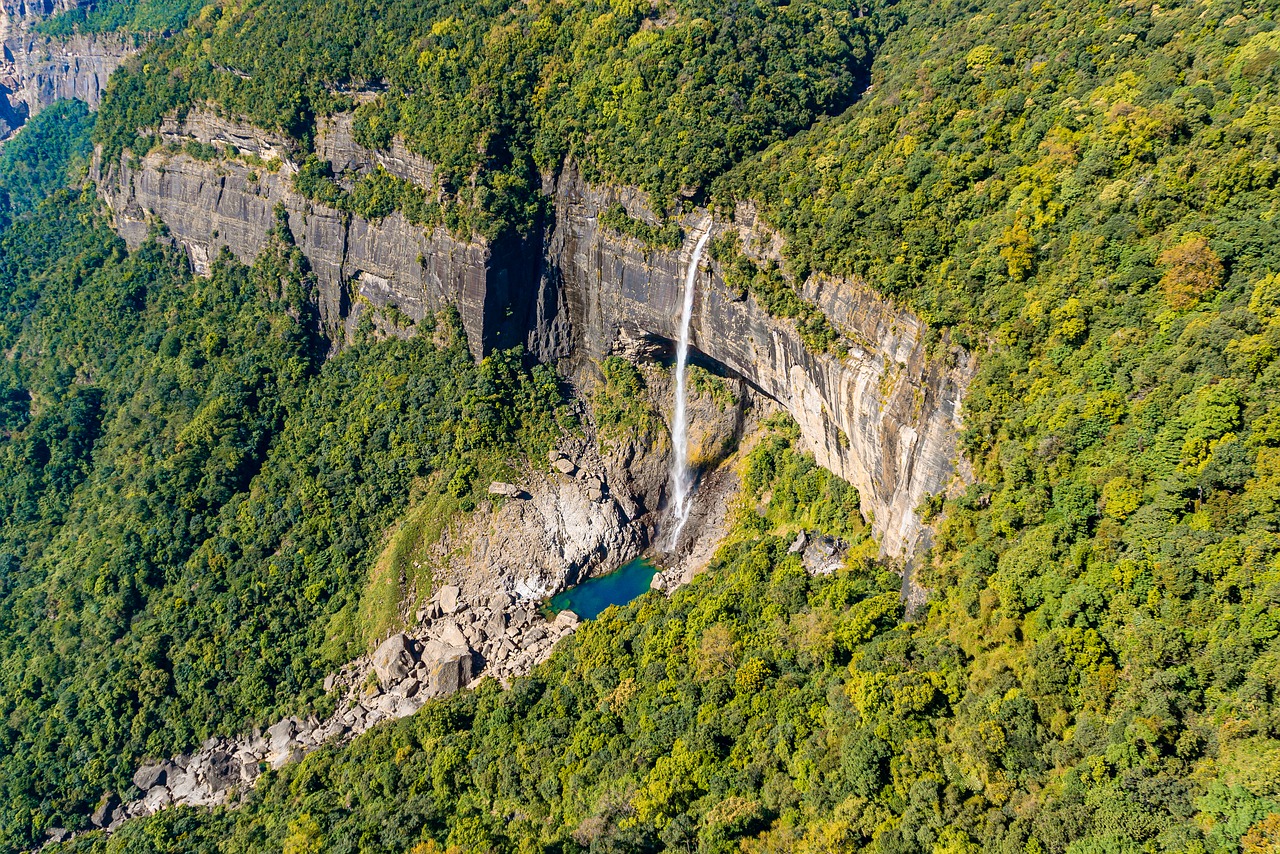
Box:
(0, 0, 137, 139)
(93, 109, 536, 357)
(93, 109, 974, 557)
(371, 633, 416, 686)
(534, 166, 977, 557)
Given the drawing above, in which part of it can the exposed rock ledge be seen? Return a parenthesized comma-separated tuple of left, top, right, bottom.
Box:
(0, 0, 137, 139)
(94, 108, 976, 558)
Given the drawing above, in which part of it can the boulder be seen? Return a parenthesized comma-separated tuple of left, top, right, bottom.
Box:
(436, 584, 461, 614)
(202, 750, 239, 790)
(788, 530, 809, 554)
(488, 481, 523, 498)
(486, 610, 508, 639)
(372, 632, 416, 686)
(439, 620, 469, 649)
(548, 449, 566, 462)
(168, 769, 199, 801)
(132, 762, 172, 792)
(91, 793, 119, 828)
(552, 457, 577, 475)
(266, 718, 298, 754)
(421, 638, 474, 696)
(142, 785, 172, 812)
(554, 610, 580, 629)
(584, 478, 605, 502)
(489, 591, 513, 611)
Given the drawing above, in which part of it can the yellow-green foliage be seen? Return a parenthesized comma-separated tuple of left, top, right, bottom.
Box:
(591, 356, 663, 446)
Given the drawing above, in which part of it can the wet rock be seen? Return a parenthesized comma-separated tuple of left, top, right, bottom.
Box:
(372, 633, 417, 686)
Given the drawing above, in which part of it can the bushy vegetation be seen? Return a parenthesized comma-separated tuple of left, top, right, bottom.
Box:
(93, 0, 877, 238)
(710, 233, 842, 354)
(0, 111, 569, 847)
(590, 355, 663, 446)
(9, 0, 1280, 851)
(0, 100, 95, 221)
(37, 0, 205, 36)
(709, 0, 1280, 851)
(599, 204, 684, 251)
(52, 428, 905, 854)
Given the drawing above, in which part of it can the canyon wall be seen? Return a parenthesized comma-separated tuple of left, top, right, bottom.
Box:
(0, 0, 135, 138)
(95, 110, 534, 358)
(94, 111, 975, 557)
(537, 169, 976, 557)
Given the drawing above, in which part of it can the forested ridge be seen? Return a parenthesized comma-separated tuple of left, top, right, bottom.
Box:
(4, 0, 1279, 851)
(0, 107, 568, 850)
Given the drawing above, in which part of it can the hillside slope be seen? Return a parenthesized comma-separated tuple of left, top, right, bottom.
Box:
(0, 0, 1277, 851)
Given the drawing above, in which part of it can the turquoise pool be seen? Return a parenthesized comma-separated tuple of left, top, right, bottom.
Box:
(547, 557, 657, 620)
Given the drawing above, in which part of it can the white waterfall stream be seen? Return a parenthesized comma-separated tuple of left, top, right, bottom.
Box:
(667, 228, 711, 549)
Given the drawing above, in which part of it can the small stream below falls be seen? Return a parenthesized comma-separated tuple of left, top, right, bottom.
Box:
(546, 557, 657, 619)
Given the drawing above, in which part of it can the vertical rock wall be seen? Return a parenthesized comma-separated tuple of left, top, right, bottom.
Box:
(94, 110, 535, 358)
(534, 168, 976, 557)
(93, 112, 974, 557)
(0, 0, 135, 139)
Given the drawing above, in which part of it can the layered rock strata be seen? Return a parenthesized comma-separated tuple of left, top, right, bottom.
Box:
(537, 169, 976, 557)
(95, 113, 974, 556)
(94, 110, 534, 357)
(0, 0, 135, 138)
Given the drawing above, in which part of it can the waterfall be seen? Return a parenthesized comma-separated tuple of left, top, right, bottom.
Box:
(667, 228, 711, 549)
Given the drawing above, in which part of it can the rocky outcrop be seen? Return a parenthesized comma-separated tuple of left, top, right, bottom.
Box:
(103, 583, 583, 835)
(92, 109, 534, 357)
(535, 168, 976, 557)
(93, 110, 974, 557)
(0, 0, 136, 139)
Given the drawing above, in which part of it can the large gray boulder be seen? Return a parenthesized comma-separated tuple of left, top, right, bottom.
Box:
(488, 481, 523, 498)
(266, 718, 297, 754)
(132, 762, 172, 791)
(90, 793, 119, 828)
(372, 633, 417, 686)
(421, 639, 474, 696)
(436, 585, 461, 614)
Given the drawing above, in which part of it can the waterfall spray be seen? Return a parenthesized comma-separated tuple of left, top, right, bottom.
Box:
(667, 228, 711, 549)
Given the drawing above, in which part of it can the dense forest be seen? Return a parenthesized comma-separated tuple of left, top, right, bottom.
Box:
(0, 106, 567, 850)
(0, 0, 1276, 850)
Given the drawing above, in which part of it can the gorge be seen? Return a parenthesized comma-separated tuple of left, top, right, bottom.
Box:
(92, 108, 975, 564)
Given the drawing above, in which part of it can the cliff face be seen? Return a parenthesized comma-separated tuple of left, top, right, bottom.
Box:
(94, 110, 535, 358)
(0, 0, 135, 138)
(536, 169, 976, 557)
(95, 111, 974, 557)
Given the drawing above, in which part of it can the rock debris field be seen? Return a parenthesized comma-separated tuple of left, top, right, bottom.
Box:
(93, 585, 580, 832)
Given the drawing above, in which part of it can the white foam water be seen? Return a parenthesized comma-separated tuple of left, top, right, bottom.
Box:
(667, 228, 711, 549)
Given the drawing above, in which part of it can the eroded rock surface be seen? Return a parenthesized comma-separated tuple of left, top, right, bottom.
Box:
(0, 0, 136, 138)
(94, 111, 973, 557)
(93, 109, 534, 356)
